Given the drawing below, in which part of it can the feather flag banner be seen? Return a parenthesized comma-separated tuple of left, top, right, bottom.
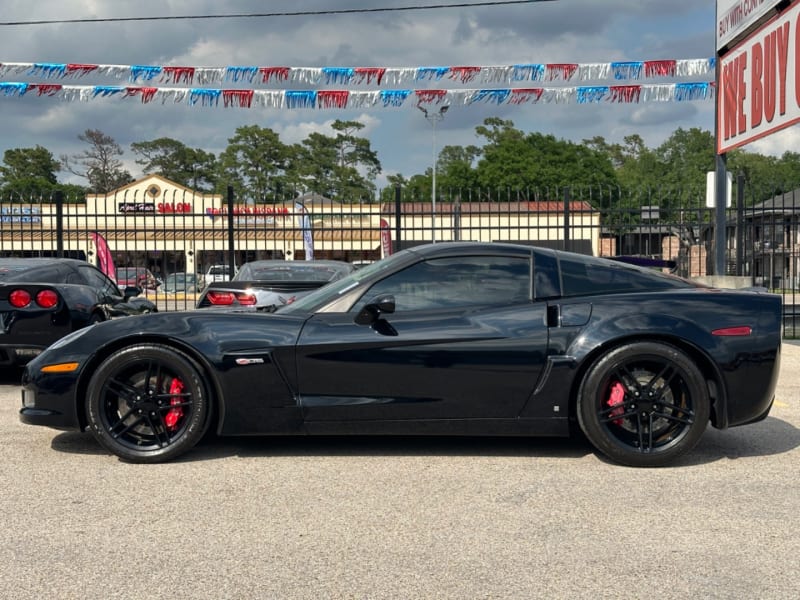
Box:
(295, 203, 314, 261)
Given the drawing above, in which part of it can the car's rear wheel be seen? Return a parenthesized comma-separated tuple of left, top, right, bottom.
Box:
(86, 344, 209, 463)
(577, 342, 709, 467)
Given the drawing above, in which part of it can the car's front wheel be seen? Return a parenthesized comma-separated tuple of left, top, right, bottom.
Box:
(577, 342, 710, 467)
(86, 344, 209, 463)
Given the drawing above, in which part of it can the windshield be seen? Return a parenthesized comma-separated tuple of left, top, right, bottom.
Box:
(237, 262, 351, 282)
(279, 251, 412, 314)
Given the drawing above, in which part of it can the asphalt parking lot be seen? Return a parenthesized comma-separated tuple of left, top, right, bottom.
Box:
(1, 345, 799, 599)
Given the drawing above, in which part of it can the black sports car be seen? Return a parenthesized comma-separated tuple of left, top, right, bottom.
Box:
(0, 258, 157, 366)
(196, 259, 355, 311)
(19, 243, 782, 467)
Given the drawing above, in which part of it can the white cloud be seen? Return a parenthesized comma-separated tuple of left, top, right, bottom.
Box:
(748, 127, 800, 157)
(0, 0, 719, 186)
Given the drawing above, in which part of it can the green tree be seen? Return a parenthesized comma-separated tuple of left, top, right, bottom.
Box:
(130, 137, 218, 190)
(293, 133, 338, 197)
(61, 129, 133, 193)
(473, 118, 617, 198)
(437, 145, 481, 199)
(472, 118, 532, 192)
(294, 120, 382, 201)
(653, 127, 715, 191)
(0, 145, 71, 199)
(726, 148, 800, 202)
(774, 151, 800, 186)
(584, 134, 661, 191)
(218, 125, 289, 203)
(1, 145, 59, 184)
(379, 173, 433, 204)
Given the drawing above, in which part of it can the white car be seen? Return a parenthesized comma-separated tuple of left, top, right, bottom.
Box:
(204, 264, 236, 283)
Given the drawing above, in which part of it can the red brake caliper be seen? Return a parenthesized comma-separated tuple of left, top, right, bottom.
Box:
(607, 381, 626, 426)
(165, 378, 185, 431)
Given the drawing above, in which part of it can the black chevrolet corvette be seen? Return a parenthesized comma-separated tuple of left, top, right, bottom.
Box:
(20, 243, 782, 467)
(0, 258, 157, 366)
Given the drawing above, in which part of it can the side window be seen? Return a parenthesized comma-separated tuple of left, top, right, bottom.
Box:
(560, 257, 596, 296)
(351, 256, 530, 313)
(560, 255, 687, 297)
(78, 265, 120, 296)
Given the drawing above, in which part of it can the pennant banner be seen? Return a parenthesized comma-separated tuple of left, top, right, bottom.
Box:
(0, 82, 715, 109)
(0, 59, 716, 87)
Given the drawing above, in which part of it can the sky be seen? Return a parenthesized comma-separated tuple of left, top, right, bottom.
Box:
(0, 0, 773, 191)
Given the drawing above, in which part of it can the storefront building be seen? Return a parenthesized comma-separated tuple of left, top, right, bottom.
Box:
(0, 175, 601, 278)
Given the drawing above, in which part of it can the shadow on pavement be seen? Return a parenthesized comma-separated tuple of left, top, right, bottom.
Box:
(50, 431, 595, 462)
(0, 367, 24, 385)
(48, 415, 800, 466)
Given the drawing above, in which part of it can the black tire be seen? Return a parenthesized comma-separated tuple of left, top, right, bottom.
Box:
(577, 342, 710, 467)
(86, 344, 209, 463)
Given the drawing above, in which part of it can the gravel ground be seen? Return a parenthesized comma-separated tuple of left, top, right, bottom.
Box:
(0, 344, 798, 599)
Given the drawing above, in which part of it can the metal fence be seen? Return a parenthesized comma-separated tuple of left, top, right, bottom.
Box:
(1, 181, 798, 336)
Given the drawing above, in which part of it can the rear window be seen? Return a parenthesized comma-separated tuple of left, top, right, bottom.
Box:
(0, 264, 62, 283)
(243, 265, 347, 282)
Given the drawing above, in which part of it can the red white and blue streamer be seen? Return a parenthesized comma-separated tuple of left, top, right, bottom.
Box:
(0, 82, 714, 108)
(0, 59, 715, 86)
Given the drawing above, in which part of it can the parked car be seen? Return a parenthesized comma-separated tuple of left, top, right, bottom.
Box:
(0, 257, 157, 366)
(19, 242, 782, 466)
(204, 264, 235, 284)
(116, 267, 160, 291)
(162, 272, 202, 294)
(196, 260, 355, 310)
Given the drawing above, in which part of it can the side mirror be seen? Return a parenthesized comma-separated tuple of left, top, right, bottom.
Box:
(354, 294, 396, 325)
(123, 286, 141, 299)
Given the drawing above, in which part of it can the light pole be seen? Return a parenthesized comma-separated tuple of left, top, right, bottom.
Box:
(419, 104, 448, 243)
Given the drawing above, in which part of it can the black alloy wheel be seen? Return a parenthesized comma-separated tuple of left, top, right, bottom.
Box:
(577, 341, 710, 467)
(86, 344, 209, 463)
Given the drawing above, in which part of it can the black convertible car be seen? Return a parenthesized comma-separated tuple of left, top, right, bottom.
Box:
(0, 257, 157, 366)
(20, 243, 782, 467)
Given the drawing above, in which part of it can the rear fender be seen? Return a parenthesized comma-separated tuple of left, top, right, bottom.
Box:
(559, 314, 728, 427)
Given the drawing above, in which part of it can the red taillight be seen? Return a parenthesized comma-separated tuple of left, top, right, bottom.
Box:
(206, 291, 256, 306)
(236, 293, 257, 306)
(9, 289, 32, 308)
(206, 291, 235, 305)
(36, 290, 59, 308)
(712, 326, 752, 336)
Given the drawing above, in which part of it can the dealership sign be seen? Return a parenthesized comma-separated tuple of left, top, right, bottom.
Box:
(718, 0, 800, 153)
(717, 0, 780, 50)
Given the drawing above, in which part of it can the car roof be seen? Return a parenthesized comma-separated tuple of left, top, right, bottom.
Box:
(0, 258, 87, 282)
(241, 259, 352, 268)
(404, 241, 537, 259)
(0, 257, 86, 268)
